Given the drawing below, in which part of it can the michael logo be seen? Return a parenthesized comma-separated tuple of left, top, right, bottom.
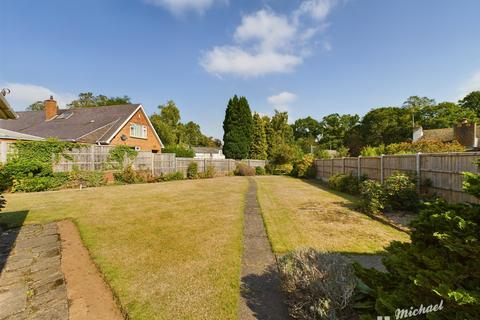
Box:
(377, 300, 444, 320)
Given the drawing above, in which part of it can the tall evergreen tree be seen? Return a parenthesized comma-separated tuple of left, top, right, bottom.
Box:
(249, 112, 268, 160)
(222, 95, 253, 159)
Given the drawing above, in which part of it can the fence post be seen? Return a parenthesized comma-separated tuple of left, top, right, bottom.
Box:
(380, 154, 384, 184)
(174, 155, 177, 173)
(151, 153, 155, 176)
(357, 156, 362, 180)
(416, 152, 421, 192)
(90, 145, 95, 171)
(204, 158, 207, 173)
(0, 141, 7, 164)
(330, 158, 334, 177)
(342, 157, 345, 174)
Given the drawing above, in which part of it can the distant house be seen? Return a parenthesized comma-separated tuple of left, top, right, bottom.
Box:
(412, 119, 479, 149)
(0, 96, 164, 152)
(192, 147, 225, 159)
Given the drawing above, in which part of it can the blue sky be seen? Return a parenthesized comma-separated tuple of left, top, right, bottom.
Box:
(1, 0, 480, 139)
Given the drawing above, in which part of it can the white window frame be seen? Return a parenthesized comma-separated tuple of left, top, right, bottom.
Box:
(130, 123, 147, 139)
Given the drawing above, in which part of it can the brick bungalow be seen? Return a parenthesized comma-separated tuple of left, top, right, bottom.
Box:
(0, 96, 164, 152)
(412, 119, 479, 150)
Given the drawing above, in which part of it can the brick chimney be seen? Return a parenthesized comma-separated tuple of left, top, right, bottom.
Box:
(454, 118, 477, 148)
(44, 95, 58, 120)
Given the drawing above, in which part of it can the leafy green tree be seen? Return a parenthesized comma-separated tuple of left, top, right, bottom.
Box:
(149, 114, 176, 146)
(67, 92, 131, 108)
(292, 116, 322, 141)
(222, 95, 253, 159)
(459, 91, 480, 117)
(359, 107, 411, 147)
(249, 113, 268, 160)
(26, 101, 45, 111)
(416, 102, 477, 129)
(158, 100, 181, 127)
(319, 113, 359, 150)
(270, 110, 294, 145)
(402, 96, 436, 127)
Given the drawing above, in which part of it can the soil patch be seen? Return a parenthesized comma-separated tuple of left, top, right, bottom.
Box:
(57, 220, 123, 320)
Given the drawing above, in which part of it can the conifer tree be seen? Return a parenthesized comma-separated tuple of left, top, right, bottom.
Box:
(222, 95, 253, 159)
(249, 112, 268, 160)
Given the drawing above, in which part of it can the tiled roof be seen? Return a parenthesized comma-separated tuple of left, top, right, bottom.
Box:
(0, 104, 140, 143)
(421, 128, 455, 142)
(192, 147, 222, 153)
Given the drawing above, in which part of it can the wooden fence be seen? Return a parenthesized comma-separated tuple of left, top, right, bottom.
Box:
(50, 145, 266, 176)
(315, 152, 480, 203)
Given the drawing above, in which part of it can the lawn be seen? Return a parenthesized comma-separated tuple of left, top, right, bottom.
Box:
(1, 177, 248, 320)
(255, 176, 410, 254)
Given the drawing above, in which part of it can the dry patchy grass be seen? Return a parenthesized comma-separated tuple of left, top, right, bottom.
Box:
(255, 176, 409, 254)
(1, 177, 248, 320)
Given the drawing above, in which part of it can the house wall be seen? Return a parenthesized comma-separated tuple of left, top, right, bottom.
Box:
(110, 109, 162, 152)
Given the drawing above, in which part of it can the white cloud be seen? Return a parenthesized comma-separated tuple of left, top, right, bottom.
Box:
(201, 1, 340, 77)
(0, 83, 75, 111)
(144, 0, 225, 15)
(267, 91, 297, 111)
(458, 71, 480, 99)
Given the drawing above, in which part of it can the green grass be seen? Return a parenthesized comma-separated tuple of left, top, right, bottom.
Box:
(1, 177, 248, 320)
(255, 176, 410, 254)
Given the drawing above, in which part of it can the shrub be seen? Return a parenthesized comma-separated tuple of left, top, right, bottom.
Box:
(278, 248, 357, 320)
(292, 154, 316, 178)
(328, 173, 364, 195)
(187, 162, 199, 179)
(204, 165, 216, 178)
(162, 145, 195, 158)
(384, 172, 419, 211)
(66, 170, 107, 188)
(255, 166, 266, 175)
(273, 163, 293, 175)
(114, 165, 144, 184)
(359, 180, 386, 214)
(234, 163, 255, 176)
(355, 197, 480, 320)
(11, 174, 69, 193)
(160, 171, 184, 181)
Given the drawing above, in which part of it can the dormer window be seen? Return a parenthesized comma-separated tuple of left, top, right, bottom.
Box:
(130, 123, 147, 139)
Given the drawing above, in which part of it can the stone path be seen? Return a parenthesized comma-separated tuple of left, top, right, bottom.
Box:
(0, 223, 68, 320)
(238, 178, 289, 320)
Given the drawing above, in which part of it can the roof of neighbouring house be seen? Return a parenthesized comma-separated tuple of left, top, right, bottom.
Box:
(0, 128, 44, 141)
(192, 147, 222, 153)
(421, 128, 455, 142)
(0, 104, 163, 147)
(0, 94, 17, 119)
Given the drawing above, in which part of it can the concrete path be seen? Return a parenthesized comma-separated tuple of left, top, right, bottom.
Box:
(238, 178, 289, 320)
(0, 223, 68, 319)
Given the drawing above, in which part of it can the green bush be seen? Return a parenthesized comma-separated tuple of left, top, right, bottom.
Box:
(187, 162, 199, 179)
(66, 170, 107, 188)
(204, 165, 216, 178)
(11, 174, 69, 193)
(160, 171, 184, 181)
(255, 166, 266, 175)
(108, 145, 138, 169)
(234, 163, 255, 176)
(278, 248, 357, 320)
(292, 154, 316, 178)
(384, 172, 419, 212)
(355, 197, 480, 319)
(114, 166, 144, 184)
(162, 145, 195, 158)
(359, 180, 386, 214)
(273, 163, 293, 175)
(328, 173, 364, 195)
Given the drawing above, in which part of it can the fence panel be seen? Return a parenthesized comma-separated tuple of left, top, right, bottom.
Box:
(314, 152, 480, 203)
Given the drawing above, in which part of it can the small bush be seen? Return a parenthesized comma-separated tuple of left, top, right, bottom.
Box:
(265, 163, 274, 174)
(278, 248, 357, 320)
(114, 166, 144, 184)
(162, 145, 195, 158)
(328, 173, 364, 195)
(255, 166, 266, 175)
(359, 180, 386, 214)
(234, 163, 255, 176)
(187, 162, 199, 179)
(159, 171, 184, 181)
(384, 172, 419, 211)
(204, 165, 216, 178)
(11, 174, 69, 193)
(66, 170, 107, 188)
(292, 154, 316, 178)
(273, 163, 293, 175)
